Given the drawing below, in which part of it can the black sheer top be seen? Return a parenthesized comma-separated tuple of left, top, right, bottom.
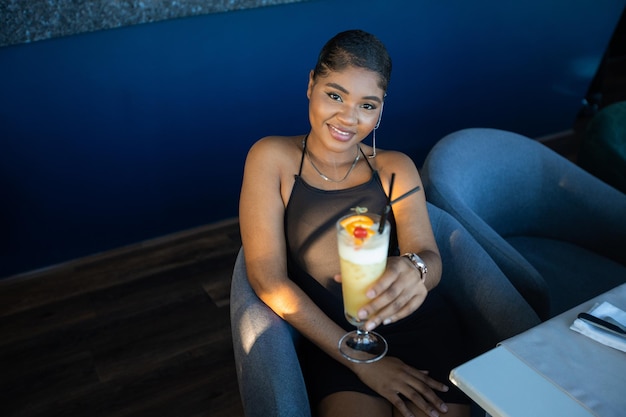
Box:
(284, 138, 398, 327)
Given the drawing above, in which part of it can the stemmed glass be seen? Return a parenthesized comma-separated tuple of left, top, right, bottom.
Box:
(336, 211, 390, 363)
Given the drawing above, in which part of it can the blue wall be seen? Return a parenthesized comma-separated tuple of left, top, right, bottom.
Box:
(1, 0, 624, 278)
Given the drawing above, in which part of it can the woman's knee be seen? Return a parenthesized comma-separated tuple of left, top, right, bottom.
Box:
(317, 391, 391, 417)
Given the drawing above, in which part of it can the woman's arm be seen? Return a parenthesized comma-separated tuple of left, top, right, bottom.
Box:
(239, 137, 353, 367)
(356, 150, 442, 331)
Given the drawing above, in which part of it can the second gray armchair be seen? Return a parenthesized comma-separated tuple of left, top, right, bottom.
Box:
(422, 128, 626, 319)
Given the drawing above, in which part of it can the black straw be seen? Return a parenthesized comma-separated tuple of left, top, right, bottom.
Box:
(379, 173, 395, 233)
(390, 185, 421, 205)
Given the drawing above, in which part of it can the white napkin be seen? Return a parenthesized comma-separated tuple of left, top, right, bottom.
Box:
(570, 301, 626, 353)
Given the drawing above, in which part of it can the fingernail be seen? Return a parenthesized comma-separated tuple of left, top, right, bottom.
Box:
(358, 309, 368, 319)
(366, 289, 376, 298)
(441, 403, 448, 412)
(383, 318, 391, 325)
(430, 411, 439, 417)
(365, 322, 376, 331)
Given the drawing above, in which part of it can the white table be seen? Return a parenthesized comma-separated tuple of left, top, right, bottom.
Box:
(450, 283, 626, 417)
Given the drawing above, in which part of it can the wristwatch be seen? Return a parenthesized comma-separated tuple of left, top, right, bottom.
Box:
(401, 253, 427, 283)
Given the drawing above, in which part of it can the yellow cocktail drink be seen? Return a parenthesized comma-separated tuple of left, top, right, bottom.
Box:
(340, 257, 387, 324)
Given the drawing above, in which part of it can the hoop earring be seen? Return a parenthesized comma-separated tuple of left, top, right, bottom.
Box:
(368, 103, 384, 159)
(368, 127, 378, 159)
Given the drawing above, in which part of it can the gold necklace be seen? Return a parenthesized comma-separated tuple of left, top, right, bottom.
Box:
(303, 135, 360, 183)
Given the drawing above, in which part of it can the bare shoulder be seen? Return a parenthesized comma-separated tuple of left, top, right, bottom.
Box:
(243, 136, 304, 207)
(373, 149, 420, 176)
(245, 135, 303, 170)
(248, 135, 293, 154)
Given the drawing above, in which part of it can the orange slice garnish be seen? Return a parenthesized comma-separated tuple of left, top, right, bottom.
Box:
(340, 215, 376, 241)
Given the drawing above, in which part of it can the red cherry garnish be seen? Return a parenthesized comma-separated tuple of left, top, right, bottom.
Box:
(353, 226, 368, 239)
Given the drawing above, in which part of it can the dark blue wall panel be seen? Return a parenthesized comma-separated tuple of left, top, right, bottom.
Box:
(1, 0, 624, 277)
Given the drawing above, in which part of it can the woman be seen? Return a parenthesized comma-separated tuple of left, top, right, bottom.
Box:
(239, 29, 470, 417)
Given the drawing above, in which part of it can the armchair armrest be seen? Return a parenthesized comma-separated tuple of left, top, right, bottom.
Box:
(230, 248, 311, 417)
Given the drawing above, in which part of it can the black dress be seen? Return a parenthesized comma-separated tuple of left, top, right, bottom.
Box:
(284, 139, 469, 407)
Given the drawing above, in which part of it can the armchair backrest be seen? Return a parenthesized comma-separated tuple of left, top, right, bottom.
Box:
(423, 128, 626, 245)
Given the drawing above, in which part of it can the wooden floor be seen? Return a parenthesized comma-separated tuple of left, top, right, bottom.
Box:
(0, 219, 245, 417)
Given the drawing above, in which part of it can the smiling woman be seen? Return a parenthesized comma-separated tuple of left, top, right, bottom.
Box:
(238, 29, 471, 417)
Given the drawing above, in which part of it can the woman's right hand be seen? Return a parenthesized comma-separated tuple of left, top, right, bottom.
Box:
(352, 356, 450, 417)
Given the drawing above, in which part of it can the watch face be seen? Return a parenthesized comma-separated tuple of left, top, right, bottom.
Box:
(403, 253, 427, 277)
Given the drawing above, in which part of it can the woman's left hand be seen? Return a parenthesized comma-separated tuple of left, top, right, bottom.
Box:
(336, 256, 427, 331)
(352, 355, 450, 417)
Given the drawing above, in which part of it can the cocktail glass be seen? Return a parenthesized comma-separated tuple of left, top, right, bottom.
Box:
(336, 212, 390, 363)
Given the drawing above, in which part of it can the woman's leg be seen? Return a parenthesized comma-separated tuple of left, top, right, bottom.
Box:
(394, 402, 471, 417)
(318, 391, 391, 417)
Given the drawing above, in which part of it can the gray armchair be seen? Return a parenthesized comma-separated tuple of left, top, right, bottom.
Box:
(230, 202, 540, 417)
(422, 128, 626, 319)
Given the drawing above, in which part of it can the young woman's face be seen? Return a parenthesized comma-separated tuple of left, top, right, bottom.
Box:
(307, 65, 385, 152)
